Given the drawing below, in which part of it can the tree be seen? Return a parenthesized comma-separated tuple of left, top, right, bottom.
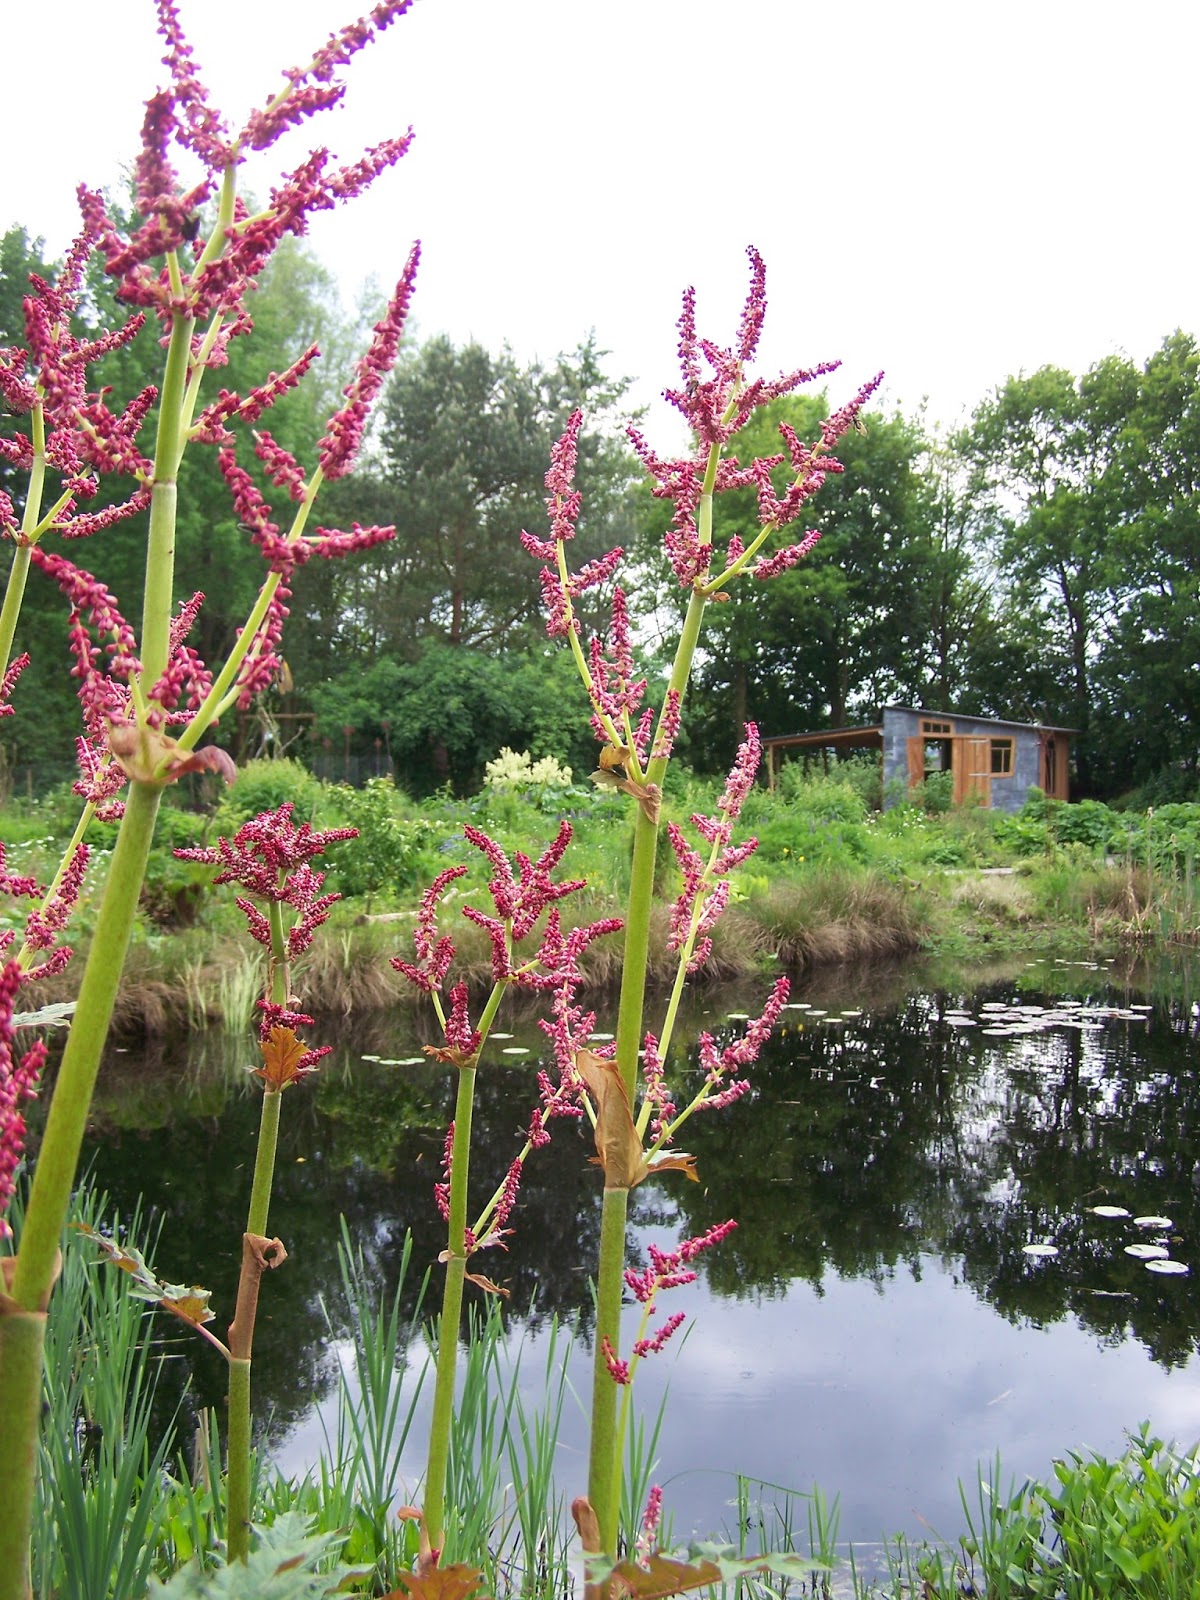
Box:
(1091, 331, 1200, 794)
(345, 334, 638, 656)
(964, 358, 1140, 793)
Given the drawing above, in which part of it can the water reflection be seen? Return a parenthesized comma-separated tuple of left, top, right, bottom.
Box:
(60, 953, 1200, 1544)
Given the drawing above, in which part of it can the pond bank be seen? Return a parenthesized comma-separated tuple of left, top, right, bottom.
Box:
(28, 860, 1153, 1041)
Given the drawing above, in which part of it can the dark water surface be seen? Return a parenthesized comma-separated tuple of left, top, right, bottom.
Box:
(67, 953, 1200, 1552)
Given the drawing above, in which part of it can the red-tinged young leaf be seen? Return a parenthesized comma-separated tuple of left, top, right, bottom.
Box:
(599, 1553, 723, 1598)
(142, 1282, 215, 1326)
(381, 1566, 490, 1600)
(587, 1547, 830, 1599)
(73, 1222, 149, 1278)
(253, 1025, 318, 1090)
(576, 1049, 646, 1189)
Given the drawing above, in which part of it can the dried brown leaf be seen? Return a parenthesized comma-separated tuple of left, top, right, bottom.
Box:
(464, 1271, 511, 1299)
(575, 1049, 646, 1189)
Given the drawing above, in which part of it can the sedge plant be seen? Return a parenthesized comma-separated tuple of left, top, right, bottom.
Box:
(392, 251, 880, 1589)
(0, 3, 420, 1589)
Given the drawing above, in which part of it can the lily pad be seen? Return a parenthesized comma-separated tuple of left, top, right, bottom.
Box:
(1145, 1258, 1189, 1276)
(1089, 1205, 1131, 1219)
(1124, 1244, 1169, 1260)
(1134, 1216, 1173, 1230)
(1022, 1243, 1059, 1258)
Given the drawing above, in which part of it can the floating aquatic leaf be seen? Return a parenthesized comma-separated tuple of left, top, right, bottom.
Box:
(500, 1046, 530, 1055)
(1125, 1244, 1169, 1260)
(490, 1032, 514, 1039)
(361, 1054, 382, 1062)
(1089, 1205, 1131, 1218)
(1145, 1259, 1189, 1275)
(1023, 1243, 1059, 1258)
(1134, 1216, 1174, 1230)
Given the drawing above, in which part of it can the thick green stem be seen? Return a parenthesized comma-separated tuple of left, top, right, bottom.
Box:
(0, 779, 161, 1600)
(10, 782, 160, 1304)
(585, 587, 710, 1550)
(0, 1301, 45, 1600)
(225, 1088, 282, 1560)
(226, 903, 288, 1561)
(586, 1186, 631, 1558)
(422, 1062, 479, 1552)
(0, 543, 32, 680)
(245, 1090, 281, 1266)
(225, 1359, 253, 1562)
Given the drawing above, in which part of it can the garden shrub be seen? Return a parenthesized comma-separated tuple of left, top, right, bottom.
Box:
(322, 778, 437, 903)
(216, 756, 324, 830)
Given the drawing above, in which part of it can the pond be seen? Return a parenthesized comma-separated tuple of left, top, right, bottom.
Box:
(64, 952, 1200, 1561)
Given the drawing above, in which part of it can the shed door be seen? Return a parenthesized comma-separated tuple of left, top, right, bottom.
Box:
(953, 736, 991, 806)
(906, 737, 925, 790)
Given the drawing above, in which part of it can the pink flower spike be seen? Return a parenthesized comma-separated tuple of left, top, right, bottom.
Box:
(601, 1337, 630, 1386)
(0, 958, 46, 1240)
(0, 655, 29, 718)
(636, 1485, 664, 1565)
(633, 1310, 686, 1360)
(319, 242, 420, 479)
(718, 723, 761, 821)
(392, 865, 466, 993)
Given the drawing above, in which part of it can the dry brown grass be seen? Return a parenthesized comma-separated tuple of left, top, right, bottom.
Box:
(749, 869, 929, 969)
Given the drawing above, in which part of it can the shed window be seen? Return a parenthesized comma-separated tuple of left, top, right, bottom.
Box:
(922, 719, 953, 735)
(990, 738, 1014, 776)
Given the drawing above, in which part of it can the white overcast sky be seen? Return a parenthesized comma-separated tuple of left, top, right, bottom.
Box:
(6, 0, 1199, 439)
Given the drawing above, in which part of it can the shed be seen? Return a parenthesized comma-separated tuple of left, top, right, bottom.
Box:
(764, 706, 1073, 812)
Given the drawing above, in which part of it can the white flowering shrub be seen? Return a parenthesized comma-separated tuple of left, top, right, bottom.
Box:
(483, 747, 574, 792)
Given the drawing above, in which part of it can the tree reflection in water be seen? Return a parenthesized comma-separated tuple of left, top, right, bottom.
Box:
(58, 956, 1200, 1535)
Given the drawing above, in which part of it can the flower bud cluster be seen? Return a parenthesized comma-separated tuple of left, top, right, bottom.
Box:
(393, 824, 620, 1239)
(176, 803, 353, 961)
(602, 1220, 738, 1384)
(0, 958, 47, 1240)
(692, 975, 790, 1114)
(667, 723, 762, 970)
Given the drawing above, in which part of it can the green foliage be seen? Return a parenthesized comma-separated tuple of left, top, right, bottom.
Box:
(147, 1514, 359, 1598)
(215, 758, 325, 830)
(310, 643, 598, 795)
(321, 778, 436, 905)
(878, 1430, 1200, 1600)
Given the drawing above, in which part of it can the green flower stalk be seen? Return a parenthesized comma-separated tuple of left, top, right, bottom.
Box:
(522, 248, 883, 1560)
(0, 5, 418, 1589)
(177, 804, 352, 1559)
